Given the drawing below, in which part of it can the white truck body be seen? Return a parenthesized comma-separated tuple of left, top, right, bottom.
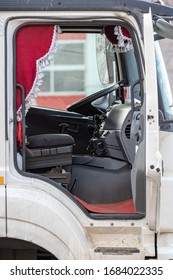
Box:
(0, 0, 173, 260)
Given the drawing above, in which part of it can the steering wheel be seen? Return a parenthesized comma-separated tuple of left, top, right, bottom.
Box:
(67, 84, 119, 116)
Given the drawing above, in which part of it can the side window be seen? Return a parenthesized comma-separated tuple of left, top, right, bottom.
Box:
(37, 33, 112, 110)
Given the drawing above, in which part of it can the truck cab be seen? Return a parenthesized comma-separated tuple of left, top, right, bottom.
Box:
(0, 0, 173, 260)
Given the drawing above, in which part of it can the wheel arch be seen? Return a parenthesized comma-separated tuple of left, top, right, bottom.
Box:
(6, 184, 91, 259)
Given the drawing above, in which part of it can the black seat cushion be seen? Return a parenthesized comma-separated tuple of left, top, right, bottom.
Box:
(27, 134, 74, 149)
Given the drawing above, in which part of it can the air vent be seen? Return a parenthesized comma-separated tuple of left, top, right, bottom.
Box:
(125, 124, 131, 139)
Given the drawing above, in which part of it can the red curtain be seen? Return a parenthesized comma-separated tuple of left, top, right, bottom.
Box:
(16, 25, 56, 147)
(105, 25, 132, 51)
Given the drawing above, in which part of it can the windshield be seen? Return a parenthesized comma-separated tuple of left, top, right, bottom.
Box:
(37, 32, 115, 111)
(155, 41, 173, 120)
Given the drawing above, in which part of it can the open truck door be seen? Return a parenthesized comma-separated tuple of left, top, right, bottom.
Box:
(143, 10, 162, 231)
(131, 10, 162, 231)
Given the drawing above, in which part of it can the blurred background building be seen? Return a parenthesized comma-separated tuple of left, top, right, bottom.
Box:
(159, 0, 173, 92)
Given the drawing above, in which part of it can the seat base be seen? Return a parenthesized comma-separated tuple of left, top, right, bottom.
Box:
(26, 145, 73, 170)
(26, 133, 74, 170)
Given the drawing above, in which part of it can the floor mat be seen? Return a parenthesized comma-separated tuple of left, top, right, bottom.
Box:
(75, 196, 136, 214)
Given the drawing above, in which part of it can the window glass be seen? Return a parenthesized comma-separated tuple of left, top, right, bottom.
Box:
(41, 71, 50, 92)
(54, 43, 84, 65)
(155, 41, 173, 119)
(37, 32, 116, 110)
(54, 71, 84, 92)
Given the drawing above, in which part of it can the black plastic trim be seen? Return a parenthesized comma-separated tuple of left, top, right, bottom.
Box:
(0, 0, 173, 18)
(5, 22, 8, 141)
(94, 247, 140, 255)
(90, 212, 145, 220)
(16, 83, 26, 171)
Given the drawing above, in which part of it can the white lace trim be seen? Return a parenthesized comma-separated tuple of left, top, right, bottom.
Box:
(114, 26, 133, 52)
(17, 25, 61, 122)
(107, 26, 133, 53)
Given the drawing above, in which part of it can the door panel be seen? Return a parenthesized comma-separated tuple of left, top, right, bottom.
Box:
(143, 10, 162, 231)
(131, 11, 162, 227)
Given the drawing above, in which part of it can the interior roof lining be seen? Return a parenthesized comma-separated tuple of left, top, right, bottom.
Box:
(56, 20, 132, 34)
